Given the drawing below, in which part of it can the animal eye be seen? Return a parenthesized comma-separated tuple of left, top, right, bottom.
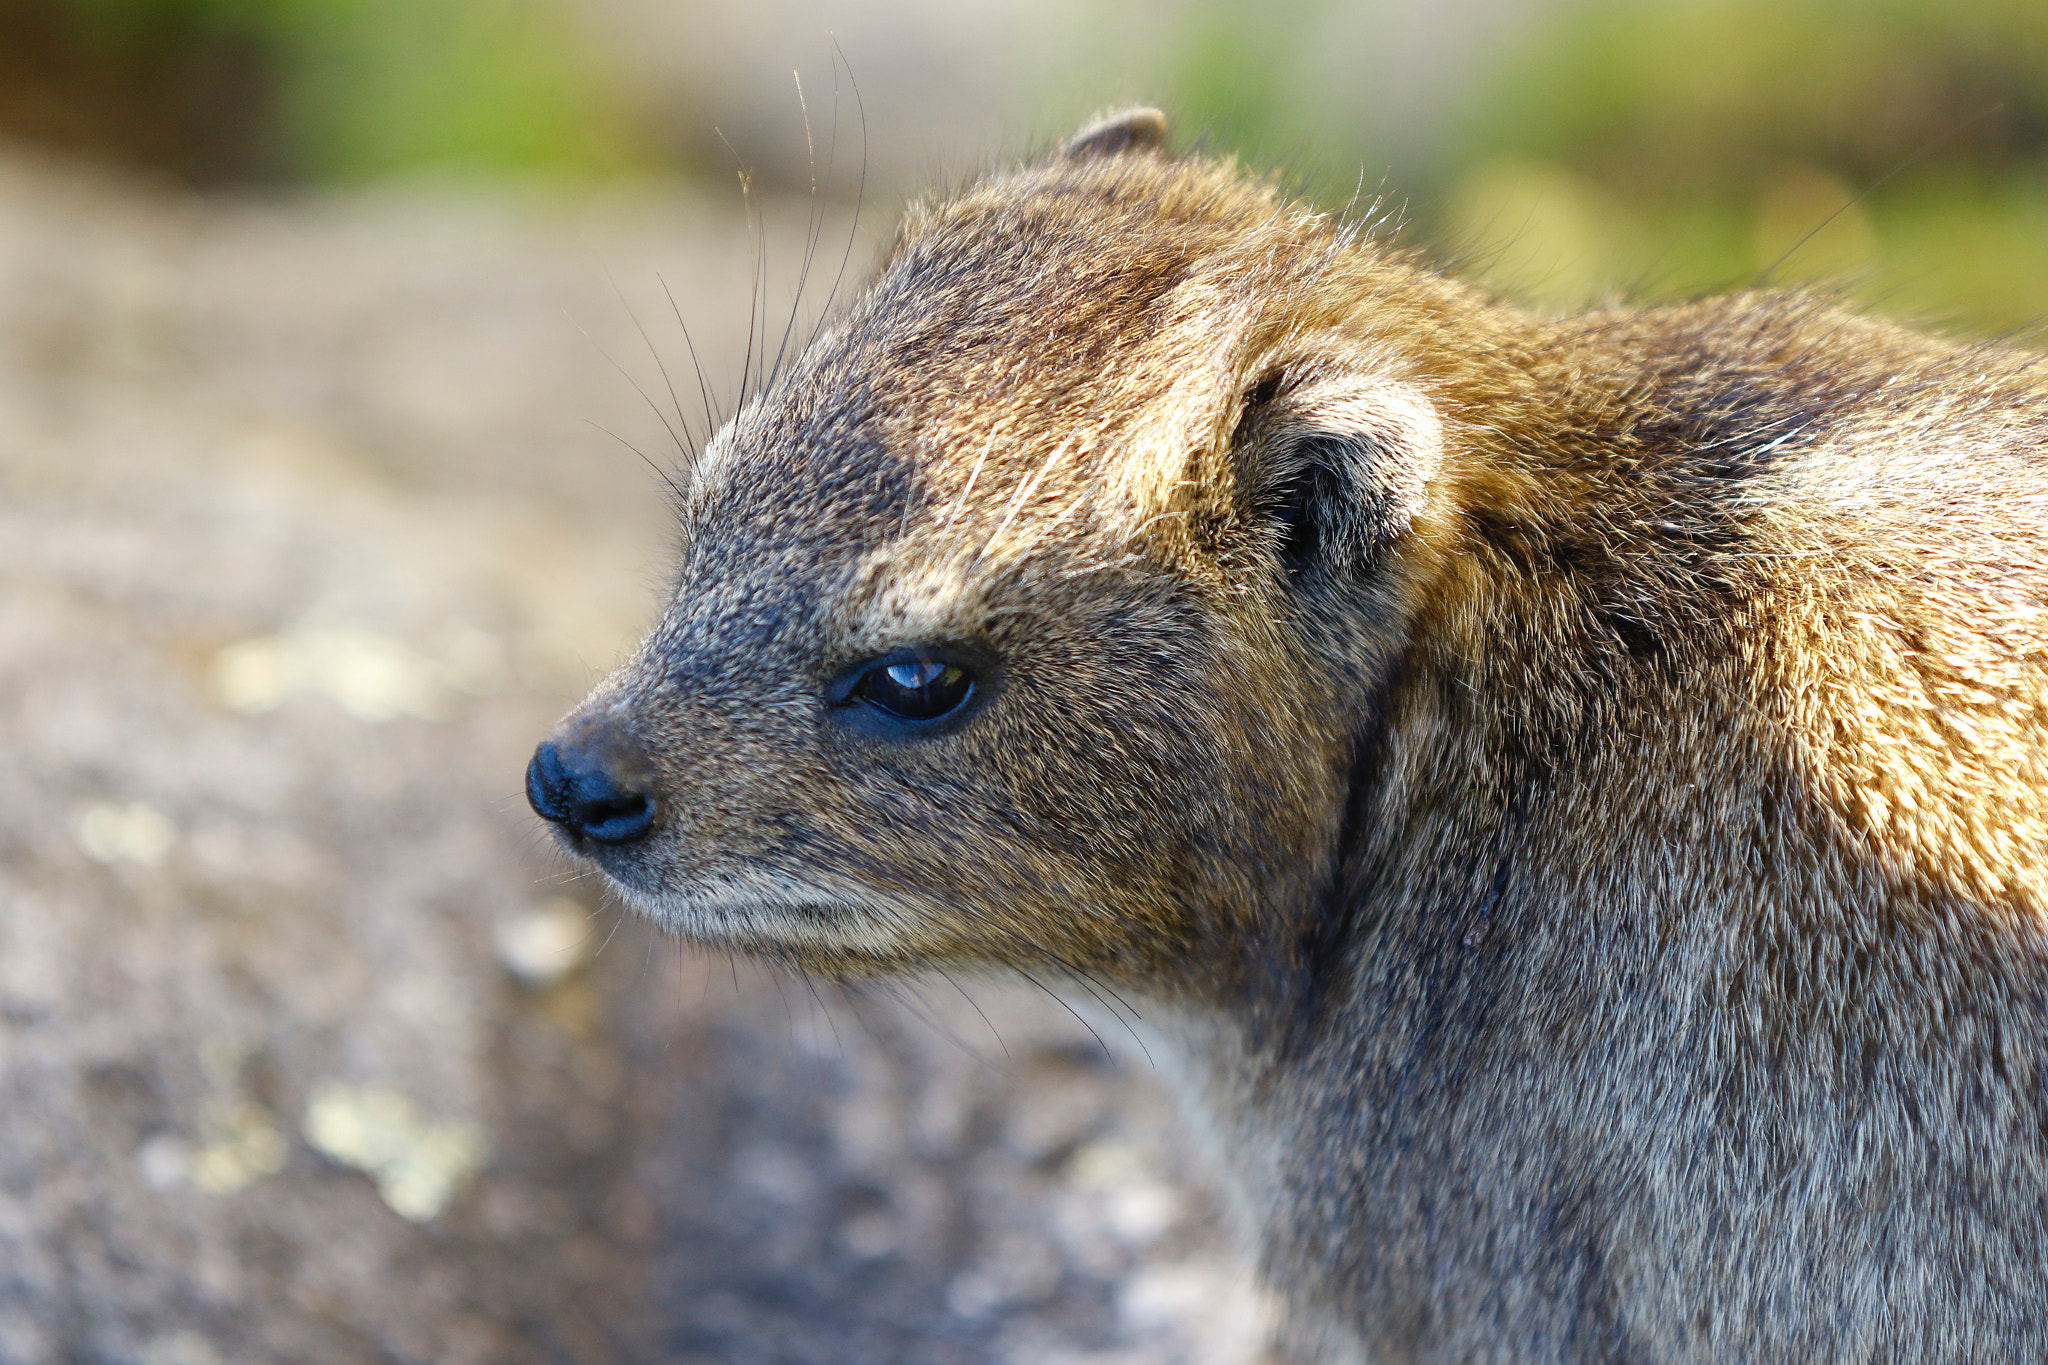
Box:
(852, 658, 975, 723)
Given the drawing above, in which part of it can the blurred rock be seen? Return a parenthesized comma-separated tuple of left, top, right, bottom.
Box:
(0, 148, 1252, 1363)
(494, 897, 596, 989)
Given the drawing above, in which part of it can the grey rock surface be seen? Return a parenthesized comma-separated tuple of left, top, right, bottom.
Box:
(0, 149, 1264, 1364)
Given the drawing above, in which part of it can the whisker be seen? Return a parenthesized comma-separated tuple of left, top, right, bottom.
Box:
(969, 430, 1086, 567)
(939, 428, 1003, 533)
(873, 975, 994, 1067)
(658, 273, 723, 443)
(1049, 953, 1145, 1026)
(693, 949, 716, 1013)
(822, 975, 886, 1055)
(588, 907, 627, 962)
(821, 42, 869, 328)
(766, 960, 797, 1037)
(1013, 964, 1112, 1063)
(610, 276, 698, 466)
(1753, 105, 2002, 290)
(812, 50, 843, 327)
(753, 170, 771, 401)
(586, 418, 688, 505)
(579, 313, 696, 475)
(1048, 957, 1152, 1066)
(935, 968, 1010, 1061)
(715, 128, 764, 403)
(799, 971, 845, 1057)
(771, 68, 828, 390)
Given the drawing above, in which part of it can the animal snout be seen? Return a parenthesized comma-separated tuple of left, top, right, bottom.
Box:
(526, 715, 658, 845)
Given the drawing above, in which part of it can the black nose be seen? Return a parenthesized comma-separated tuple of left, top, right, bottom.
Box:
(526, 718, 657, 846)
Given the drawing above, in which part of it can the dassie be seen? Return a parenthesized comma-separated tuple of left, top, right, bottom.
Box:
(529, 109, 2048, 1363)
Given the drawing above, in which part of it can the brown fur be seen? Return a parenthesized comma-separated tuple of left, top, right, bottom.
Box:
(538, 112, 2048, 1362)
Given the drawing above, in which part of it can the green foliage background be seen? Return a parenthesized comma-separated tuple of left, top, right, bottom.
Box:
(20, 0, 637, 180)
(1141, 0, 2048, 335)
(12, 0, 2048, 337)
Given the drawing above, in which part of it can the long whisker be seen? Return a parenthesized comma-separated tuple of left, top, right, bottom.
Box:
(939, 427, 1003, 533)
(579, 315, 696, 479)
(822, 42, 868, 325)
(771, 69, 827, 389)
(970, 430, 1086, 567)
(588, 907, 628, 962)
(935, 968, 1010, 1061)
(659, 273, 723, 442)
(766, 961, 796, 1037)
(586, 418, 687, 505)
(1012, 964, 1112, 1063)
(798, 971, 845, 1056)
(870, 975, 989, 1065)
(608, 276, 698, 465)
(1032, 485, 1099, 547)
(1038, 952, 1151, 1064)
(1753, 105, 2002, 290)
(822, 976, 885, 1055)
(716, 128, 764, 403)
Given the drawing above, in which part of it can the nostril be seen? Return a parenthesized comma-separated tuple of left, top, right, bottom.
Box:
(526, 729, 658, 846)
(578, 789, 654, 845)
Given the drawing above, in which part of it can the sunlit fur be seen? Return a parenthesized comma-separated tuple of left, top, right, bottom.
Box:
(551, 113, 2048, 1363)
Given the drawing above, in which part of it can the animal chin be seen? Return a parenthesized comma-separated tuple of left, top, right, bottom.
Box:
(615, 877, 928, 956)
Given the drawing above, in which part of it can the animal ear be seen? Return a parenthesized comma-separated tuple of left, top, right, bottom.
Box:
(1239, 376, 1443, 583)
(1062, 107, 1169, 160)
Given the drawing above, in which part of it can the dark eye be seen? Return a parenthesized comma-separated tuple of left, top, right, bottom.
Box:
(852, 657, 976, 723)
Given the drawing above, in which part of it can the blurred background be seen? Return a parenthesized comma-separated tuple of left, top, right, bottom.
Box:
(0, 2, 2043, 1364)
(5, 0, 2047, 325)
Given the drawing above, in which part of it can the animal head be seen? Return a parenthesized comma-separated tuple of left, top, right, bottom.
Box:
(528, 110, 1482, 992)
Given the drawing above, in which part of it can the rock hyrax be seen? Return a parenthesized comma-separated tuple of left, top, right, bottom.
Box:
(529, 109, 2048, 1363)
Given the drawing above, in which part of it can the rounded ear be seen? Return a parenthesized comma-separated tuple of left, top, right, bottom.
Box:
(1062, 107, 1169, 161)
(1239, 377, 1443, 583)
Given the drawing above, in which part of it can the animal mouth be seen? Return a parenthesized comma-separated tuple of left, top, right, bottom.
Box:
(604, 872, 927, 954)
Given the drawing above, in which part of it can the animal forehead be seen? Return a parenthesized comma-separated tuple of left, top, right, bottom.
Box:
(790, 168, 1317, 509)
(868, 164, 1319, 377)
(689, 160, 1328, 556)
